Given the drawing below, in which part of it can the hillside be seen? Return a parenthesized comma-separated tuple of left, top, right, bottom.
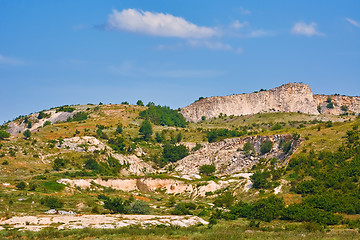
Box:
(0, 90, 360, 238)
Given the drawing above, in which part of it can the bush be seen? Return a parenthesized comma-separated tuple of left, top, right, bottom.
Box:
(43, 121, 51, 127)
(136, 100, 144, 106)
(101, 195, 150, 214)
(271, 123, 283, 131)
(171, 203, 192, 215)
(53, 158, 67, 171)
(162, 143, 189, 163)
(23, 130, 31, 139)
(67, 112, 88, 122)
(103, 197, 127, 213)
(199, 164, 216, 176)
(207, 128, 245, 143)
(327, 102, 334, 109)
(250, 195, 285, 222)
(213, 192, 234, 208)
(108, 137, 126, 153)
(130, 200, 150, 214)
(41, 196, 64, 209)
(38, 111, 45, 119)
(56, 106, 75, 112)
(243, 142, 253, 154)
(116, 124, 123, 134)
(260, 140, 273, 154)
(341, 105, 349, 112)
(139, 120, 153, 140)
(281, 140, 292, 154)
(0, 130, 10, 140)
(16, 181, 26, 190)
(139, 105, 187, 127)
(250, 170, 271, 189)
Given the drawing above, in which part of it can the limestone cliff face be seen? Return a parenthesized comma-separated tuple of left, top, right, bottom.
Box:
(181, 83, 319, 122)
(173, 134, 301, 175)
(314, 95, 360, 115)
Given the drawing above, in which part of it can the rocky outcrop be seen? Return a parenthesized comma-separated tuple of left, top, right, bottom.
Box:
(314, 95, 360, 115)
(181, 83, 319, 122)
(181, 83, 360, 122)
(173, 134, 300, 175)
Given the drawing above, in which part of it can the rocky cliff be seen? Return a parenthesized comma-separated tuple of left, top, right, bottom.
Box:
(181, 83, 359, 122)
(173, 134, 300, 175)
(314, 94, 360, 115)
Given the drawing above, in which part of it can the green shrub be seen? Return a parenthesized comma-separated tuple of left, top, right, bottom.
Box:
(281, 140, 292, 154)
(67, 112, 88, 122)
(162, 143, 189, 163)
(116, 124, 123, 134)
(43, 121, 51, 127)
(23, 130, 31, 139)
(271, 123, 283, 131)
(171, 203, 192, 215)
(136, 100, 144, 106)
(260, 140, 273, 154)
(213, 192, 234, 208)
(199, 164, 216, 176)
(129, 200, 150, 214)
(243, 142, 253, 154)
(191, 143, 202, 152)
(53, 158, 67, 171)
(108, 137, 126, 153)
(0, 130, 10, 140)
(139, 105, 187, 127)
(41, 196, 64, 209)
(327, 102, 334, 109)
(250, 195, 285, 222)
(341, 105, 349, 112)
(16, 181, 26, 190)
(56, 106, 75, 112)
(250, 170, 271, 189)
(139, 120, 153, 140)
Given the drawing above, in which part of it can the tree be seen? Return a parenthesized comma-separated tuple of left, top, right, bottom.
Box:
(250, 170, 271, 189)
(116, 124, 123, 134)
(38, 111, 45, 119)
(0, 130, 10, 140)
(162, 143, 189, 163)
(176, 132, 182, 143)
(199, 164, 216, 176)
(260, 140, 273, 154)
(23, 130, 31, 139)
(139, 120, 153, 140)
(136, 100, 144, 106)
(243, 142, 253, 154)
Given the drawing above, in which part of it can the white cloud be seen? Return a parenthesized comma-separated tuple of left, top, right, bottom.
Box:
(188, 40, 232, 51)
(187, 40, 243, 54)
(346, 18, 360, 28)
(106, 9, 218, 38)
(230, 20, 248, 29)
(247, 30, 272, 38)
(0, 54, 24, 65)
(291, 22, 324, 36)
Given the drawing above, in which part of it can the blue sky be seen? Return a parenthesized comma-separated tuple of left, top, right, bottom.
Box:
(1, 0, 359, 123)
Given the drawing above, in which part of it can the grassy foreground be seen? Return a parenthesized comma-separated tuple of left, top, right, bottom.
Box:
(1, 220, 360, 240)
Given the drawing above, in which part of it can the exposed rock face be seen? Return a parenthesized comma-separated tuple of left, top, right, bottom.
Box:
(181, 83, 319, 122)
(173, 134, 300, 175)
(314, 95, 360, 115)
